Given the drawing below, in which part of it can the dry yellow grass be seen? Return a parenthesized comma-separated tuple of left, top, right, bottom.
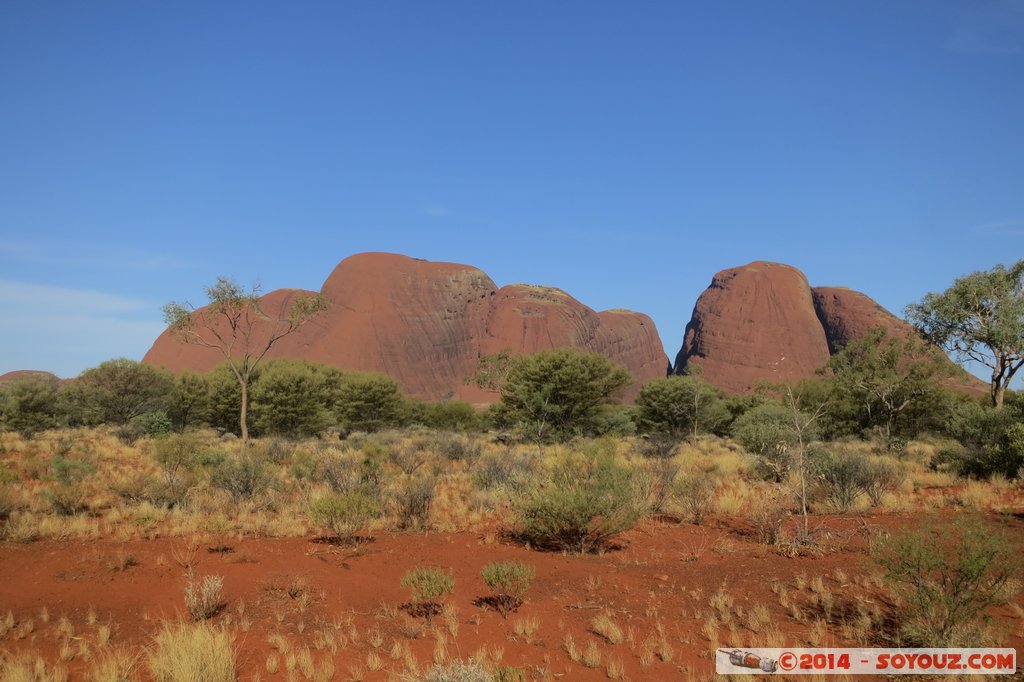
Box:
(147, 622, 235, 682)
(589, 613, 623, 644)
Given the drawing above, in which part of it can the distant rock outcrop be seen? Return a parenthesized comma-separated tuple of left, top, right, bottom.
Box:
(0, 370, 62, 386)
(144, 253, 669, 402)
(672, 261, 980, 393)
(672, 262, 831, 393)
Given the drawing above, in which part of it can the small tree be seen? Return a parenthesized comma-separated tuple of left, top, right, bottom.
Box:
(163, 278, 328, 446)
(906, 260, 1024, 408)
(250, 359, 340, 437)
(636, 375, 730, 441)
(61, 358, 173, 426)
(334, 372, 404, 432)
(479, 348, 631, 441)
(827, 327, 951, 440)
(0, 378, 59, 432)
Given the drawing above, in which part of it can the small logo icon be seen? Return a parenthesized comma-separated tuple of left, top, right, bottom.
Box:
(728, 649, 779, 673)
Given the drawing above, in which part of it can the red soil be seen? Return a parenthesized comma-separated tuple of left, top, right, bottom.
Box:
(2, 512, 1021, 680)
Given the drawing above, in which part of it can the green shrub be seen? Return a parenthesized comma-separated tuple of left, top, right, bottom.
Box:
(519, 450, 641, 553)
(0, 377, 59, 432)
(481, 560, 535, 617)
(308, 490, 380, 540)
(250, 359, 340, 437)
(334, 373, 404, 432)
(421, 401, 481, 432)
(591, 404, 638, 437)
(210, 455, 271, 502)
(401, 566, 454, 620)
(430, 433, 483, 463)
(49, 454, 95, 485)
(872, 517, 1021, 646)
(153, 434, 203, 507)
(732, 402, 817, 481)
(944, 401, 1024, 478)
(114, 421, 147, 446)
(494, 348, 632, 442)
(636, 375, 729, 439)
(472, 450, 536, 492)
(136, 410, 173, 437)
(61, 358, 173, 426)
(811, 448, 874, 512)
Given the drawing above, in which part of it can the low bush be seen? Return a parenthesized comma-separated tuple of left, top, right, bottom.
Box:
(518, 451, 641, 553)
(390, 474, 436, 530)
(210, 455, 271, 502)
(45, 483, 90, 516)
(811, 448, 873, 512)
(472, 449, 536, 492)
(401, 566, 455, 620)
(185, 575, 225, 621)
(812, 448, 906, 511)
(672, 474, 716, 525)
(308, 490, 380, 541)
(481, 560, 535, 617)
(748, 491, 789, 546)
(872, 516, 1021, 646)
(49, 454, 96, 486)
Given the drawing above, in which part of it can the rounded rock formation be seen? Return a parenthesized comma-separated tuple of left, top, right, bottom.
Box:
(145, 252, 669, 402)
(672, 262, 831, 393)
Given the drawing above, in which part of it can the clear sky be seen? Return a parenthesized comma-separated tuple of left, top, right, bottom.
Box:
(1, 1, 1021, 383)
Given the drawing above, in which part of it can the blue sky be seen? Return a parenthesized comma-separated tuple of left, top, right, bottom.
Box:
(1, 1, 1021, 383)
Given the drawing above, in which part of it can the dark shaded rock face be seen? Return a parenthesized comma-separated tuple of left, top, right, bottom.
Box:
(145, 253, 669, 402)
(672, 262, 981, 394)
(812, 286, 913, 354)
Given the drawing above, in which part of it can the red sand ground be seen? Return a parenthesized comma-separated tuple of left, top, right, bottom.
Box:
(2, 512, 1022, 680)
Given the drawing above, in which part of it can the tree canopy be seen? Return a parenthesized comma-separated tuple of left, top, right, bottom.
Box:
(491, 348, 632, 441)
(906, 260, 1024, 408)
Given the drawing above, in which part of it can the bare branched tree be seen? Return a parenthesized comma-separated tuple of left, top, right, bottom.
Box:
(162, 277, 328, 447)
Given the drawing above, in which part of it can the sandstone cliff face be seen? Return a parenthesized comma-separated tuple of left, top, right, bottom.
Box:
(672, 262, 832, 393)
(672, 262, 979, 394)
(144, 253, 669, 402)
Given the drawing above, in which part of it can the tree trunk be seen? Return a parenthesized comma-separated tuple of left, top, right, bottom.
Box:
(992, 382, 1005, 409)
(240, 378, 249, 448)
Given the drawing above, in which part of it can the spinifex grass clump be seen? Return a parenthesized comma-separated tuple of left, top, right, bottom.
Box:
(480, 560, 535, 618)
(401, 566, 454, 621)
